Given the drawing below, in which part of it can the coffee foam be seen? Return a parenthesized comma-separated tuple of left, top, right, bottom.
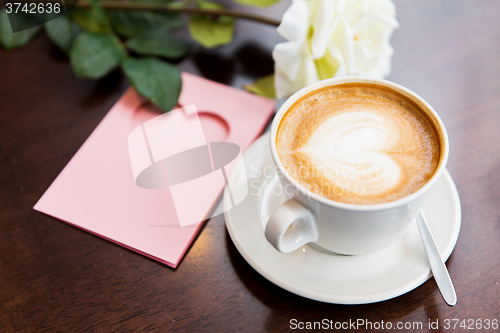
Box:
(277, 84, 440, 204)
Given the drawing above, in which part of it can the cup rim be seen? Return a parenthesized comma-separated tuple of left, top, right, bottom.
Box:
(270, 77, 450, 212)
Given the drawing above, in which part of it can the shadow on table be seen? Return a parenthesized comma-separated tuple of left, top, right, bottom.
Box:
(79, 70, 126, 110)
(234, 42, 274, 78)
(193, 49, 236, 85)
(225, 229, 450, 332)
(192, 42, 274, 86)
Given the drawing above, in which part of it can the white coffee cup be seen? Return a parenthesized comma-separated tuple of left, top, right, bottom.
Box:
(265, 77, 449, 255)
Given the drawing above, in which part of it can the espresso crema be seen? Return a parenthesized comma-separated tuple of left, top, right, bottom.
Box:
(276, 84, 441, 204)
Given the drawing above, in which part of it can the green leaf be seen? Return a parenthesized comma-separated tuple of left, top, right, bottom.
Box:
(71, 9, 110, 34)
(87, 0, 113, 31)
(188, 1, 234, 48)
(110, 10, 183, 38)
(244, 74, 276, 98)
(44, 15, 82, 55)
(70, 32, 125, 78)
(0, 9, 41, 50)
(126, 32, 190, 59)
(234, 0, 282, 7)
(121, 57, 182, 112)
(314, 51, 340, 80)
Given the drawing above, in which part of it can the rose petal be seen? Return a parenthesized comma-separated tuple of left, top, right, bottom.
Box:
(332, 17, 355, 74)
(273, 0, 398, 98)
(277, 0, 310, 43)
(310, 0, 337, 59)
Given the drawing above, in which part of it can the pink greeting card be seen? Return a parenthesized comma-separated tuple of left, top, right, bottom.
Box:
(33, 72, 275, 267)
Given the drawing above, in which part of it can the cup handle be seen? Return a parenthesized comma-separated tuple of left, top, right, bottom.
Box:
(265, 199, 319, 253)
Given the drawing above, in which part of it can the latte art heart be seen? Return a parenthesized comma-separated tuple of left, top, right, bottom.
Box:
(277, 84, 440, 204)
(300, 112, 402, 197)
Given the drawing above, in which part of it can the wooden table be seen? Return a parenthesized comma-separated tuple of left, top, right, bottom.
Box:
(1, 0, 499, 331)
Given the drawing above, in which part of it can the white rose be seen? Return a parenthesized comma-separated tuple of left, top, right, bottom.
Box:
(273, 0, 399, 99)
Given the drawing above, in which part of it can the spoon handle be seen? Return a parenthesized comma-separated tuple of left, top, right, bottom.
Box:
(416, 211, 457, 306)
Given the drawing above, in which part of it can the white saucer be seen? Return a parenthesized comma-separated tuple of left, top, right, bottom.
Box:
(224, 134, 461, 304)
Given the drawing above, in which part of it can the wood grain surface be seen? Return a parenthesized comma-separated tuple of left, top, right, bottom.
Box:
(1, 0, 499, 332)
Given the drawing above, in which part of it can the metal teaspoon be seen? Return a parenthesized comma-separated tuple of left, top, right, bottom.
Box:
(415, 211, 457, 306)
